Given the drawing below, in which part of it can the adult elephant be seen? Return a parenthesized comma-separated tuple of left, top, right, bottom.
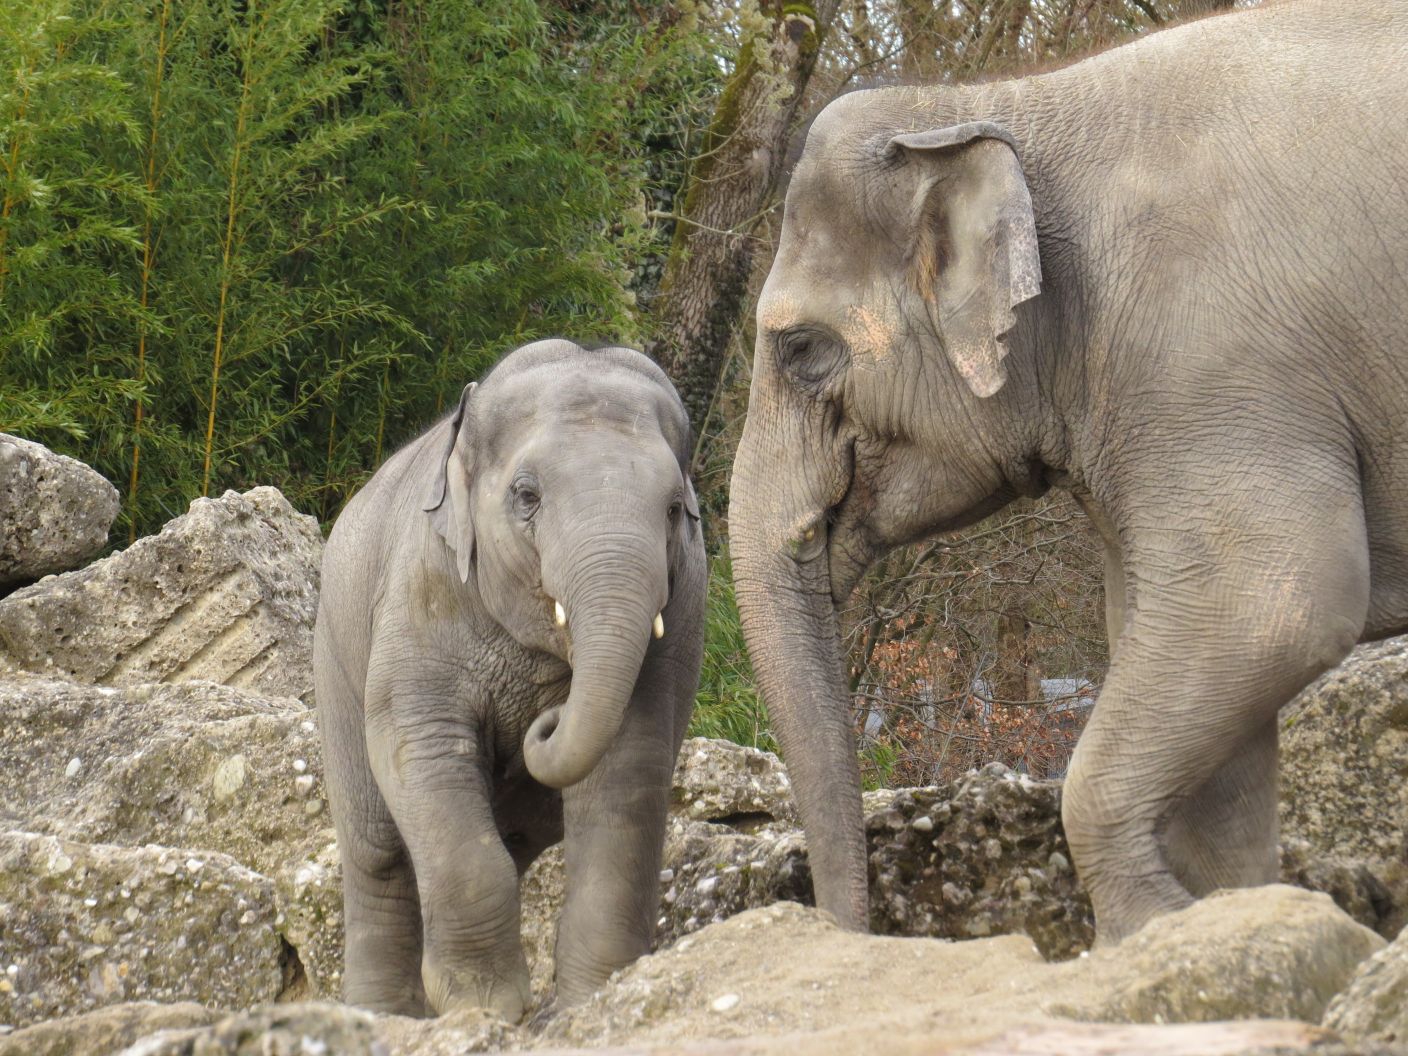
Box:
(729, 0, 1408, 947)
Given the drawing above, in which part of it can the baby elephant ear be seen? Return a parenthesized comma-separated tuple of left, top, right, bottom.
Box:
(423, 381, 477, 583)
(888, 121, 1041, 398)
(683, 475, 701, 525)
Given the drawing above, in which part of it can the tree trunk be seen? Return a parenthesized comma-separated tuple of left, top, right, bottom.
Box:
(650, 0, 841, 445)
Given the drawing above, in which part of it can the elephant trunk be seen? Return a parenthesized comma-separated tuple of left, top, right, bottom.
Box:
(524, 521, 666, 790)
(729, 450, 870, 931)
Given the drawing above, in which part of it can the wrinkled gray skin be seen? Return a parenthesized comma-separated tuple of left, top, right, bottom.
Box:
(314, 341, 705, 1020)
(731, 0, 1408, 947)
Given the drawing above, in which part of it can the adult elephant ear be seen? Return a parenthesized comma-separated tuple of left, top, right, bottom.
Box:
(888, 121, 1041, 397)
(423, 381, 477, 583)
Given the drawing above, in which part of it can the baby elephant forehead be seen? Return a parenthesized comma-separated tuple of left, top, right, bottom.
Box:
(485, 362, 686, 452)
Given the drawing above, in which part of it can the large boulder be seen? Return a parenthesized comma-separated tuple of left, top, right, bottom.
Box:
(1072, 885, 1385, 1025)
(671, 737, 797, 826)
(0, 434, 118, 594)
(540, 888, 1381, 1053)
(0, 1002, 215, 1056)
(0, 833, 289, 1029)
(0, 675, 342, 1000)
(867, 765, 1090, 958)
(655, 762, 1090, 959)
(521, 756, 1090, 1006)
(0, 677, 326, 874)
(113, 1003, 525, 1056)
(1323, 924, 1408, 1044)
(1280, 637, 1408, 939)
(0, 487, 321, 702)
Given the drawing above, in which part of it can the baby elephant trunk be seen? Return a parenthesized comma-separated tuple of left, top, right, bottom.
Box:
(524, 533, 667, 789)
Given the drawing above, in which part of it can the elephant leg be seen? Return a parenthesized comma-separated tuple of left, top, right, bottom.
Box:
(366, 692, 529, 1022)
(317, 654, 427, 1014)
(554, 586, 702, 1006)
(1062, 476, 1367, 944)
(336, 819, 427, 1015)
(1165, 716, 1279, 896)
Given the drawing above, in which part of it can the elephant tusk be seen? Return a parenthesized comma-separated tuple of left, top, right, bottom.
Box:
(554, 600, 567, 627)
(653, 612, 665, 639)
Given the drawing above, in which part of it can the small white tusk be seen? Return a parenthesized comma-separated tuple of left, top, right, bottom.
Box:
(554, 600, 567, 627)
(653, 612, 665, 639)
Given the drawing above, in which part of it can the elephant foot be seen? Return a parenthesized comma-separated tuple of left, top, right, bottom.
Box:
(342, 982, 431, 1019)
(1090, 872, 1196, 948)
(422, 956, 530, 1024)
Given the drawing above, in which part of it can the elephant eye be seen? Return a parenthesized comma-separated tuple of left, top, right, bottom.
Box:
(510, 476, 540, 520)
(667, 500, 683, 526)
(777, 326, 844, 387)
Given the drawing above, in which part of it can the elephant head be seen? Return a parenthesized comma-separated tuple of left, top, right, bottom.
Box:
(729, 98, 1045, 929)
(427, 340, 698, 789)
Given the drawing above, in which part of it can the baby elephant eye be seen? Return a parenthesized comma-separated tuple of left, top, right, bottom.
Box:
(667, 500, 683, 525)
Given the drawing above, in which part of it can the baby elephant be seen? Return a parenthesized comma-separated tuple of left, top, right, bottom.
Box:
(313, 340, 706, 1020)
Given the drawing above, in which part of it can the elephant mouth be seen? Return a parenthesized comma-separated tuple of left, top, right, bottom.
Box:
(823, 437, 876, 603)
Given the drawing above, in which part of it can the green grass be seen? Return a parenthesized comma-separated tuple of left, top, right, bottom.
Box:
(689, 554, 776, 753)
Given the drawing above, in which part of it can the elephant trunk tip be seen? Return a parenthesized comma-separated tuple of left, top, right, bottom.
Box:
(522, 705, 587, 789)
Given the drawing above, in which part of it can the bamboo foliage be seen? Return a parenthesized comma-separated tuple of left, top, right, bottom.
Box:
(1, 0, 709, 535)
(126, 0, 173, 540)
(0, 0, 149, 435)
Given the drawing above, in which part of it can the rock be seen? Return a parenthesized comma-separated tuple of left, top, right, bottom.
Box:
(651, 761, 1089, 959)
(0, 676, 344, 998)
(373, 1007, 524, 1055)
(1072, 886, 1385, 1026)
(111, 1002, 379, 1056)
(0, 487, 322, 701)
(1280, 637, 1408, 940)
(521, 845, 565, 1004)
(1281, 838, 1402, 939)
(0, 1002, 215, 1056)
(100, 1003, 525, 1056)
(542, 889, 1386, 1053)
(867, 764, 1091, 958)
(521, 757, 1089, 996)
(539, 901, 1051, 1050)
(654, 817, 812, 950)
(0, 677, 324, 878)
(671, 737, 798, 826)
(0, 434, 118, 593)
(0, 832, 288, 1028)
(273, 838, 344, 1002)
(1324, 924, 1408, 1044)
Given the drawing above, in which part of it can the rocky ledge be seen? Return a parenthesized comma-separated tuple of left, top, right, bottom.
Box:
(0, 437, 1403, 1054)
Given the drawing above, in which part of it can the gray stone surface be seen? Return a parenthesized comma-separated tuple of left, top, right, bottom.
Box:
(1280, 638, 1408, 940)
(521, 758, 1091, 1005)
(111, 1002, 380, 1056)
(671, 737, 797, 826)
(0, 675, 345, 999)
(0, 1001, 215, 1056)
(273, 836, 343, 1002)
(0, 676, 325, 878)
(0, 832, 287, 1029)
(650, 762, 1089, 959)
(541, 889, 1384, 1052)
(867, 764, 1091, 958)
(1075, 885, 1385, 1026)
(0, 434, 118, 593)
(1323, 923, 1408, 1044)
(0, 487, 322, 701)
(521, 844, 565, 1005)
